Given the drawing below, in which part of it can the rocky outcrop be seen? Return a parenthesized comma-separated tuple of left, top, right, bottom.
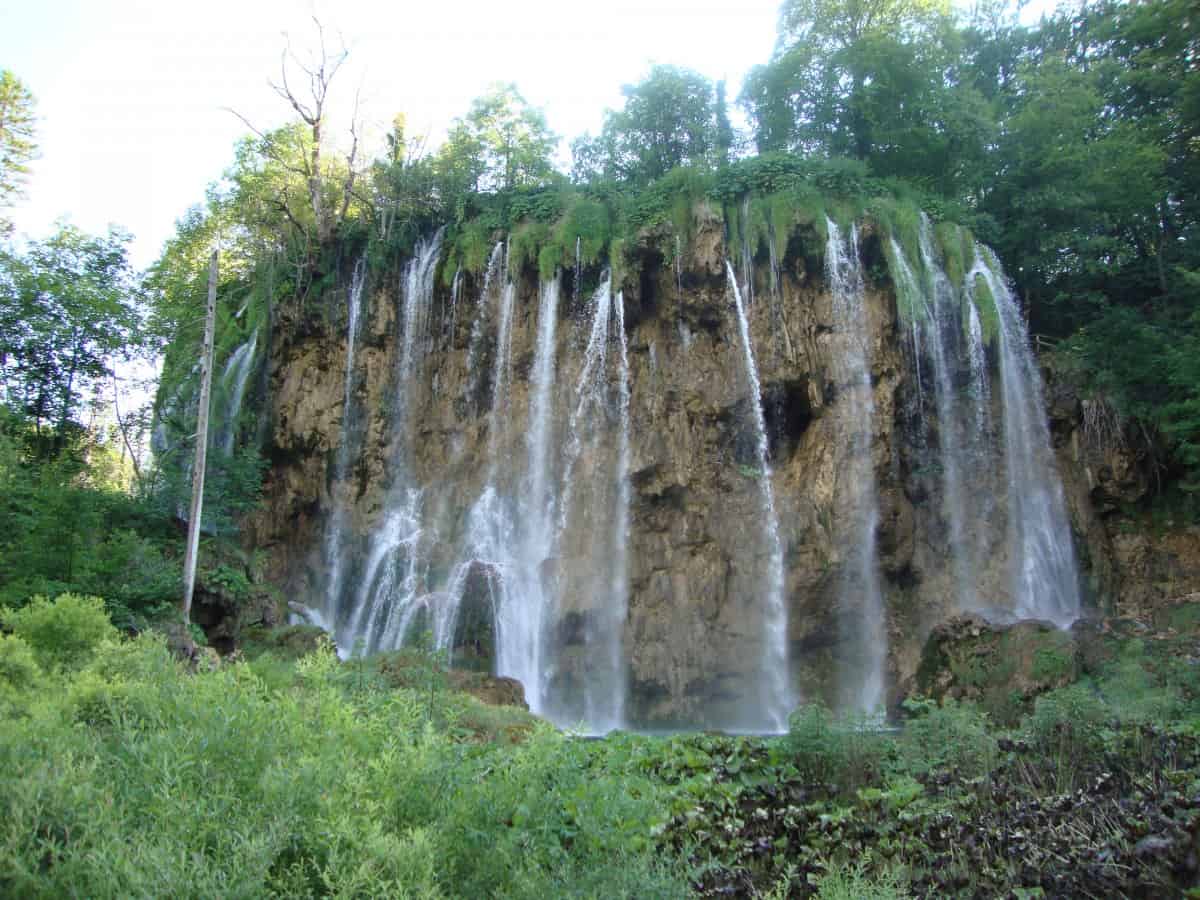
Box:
(1046, 366, 1200, 619)
(914, 615, 1079, 724)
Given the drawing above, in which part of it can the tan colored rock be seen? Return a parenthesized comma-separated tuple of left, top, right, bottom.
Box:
(245, 213, 1172, 725)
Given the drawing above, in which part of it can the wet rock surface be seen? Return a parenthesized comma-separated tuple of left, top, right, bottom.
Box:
(243, 207, 1200, 725)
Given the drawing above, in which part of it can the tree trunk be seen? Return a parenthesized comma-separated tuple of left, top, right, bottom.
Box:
(182, 250, 218, 622)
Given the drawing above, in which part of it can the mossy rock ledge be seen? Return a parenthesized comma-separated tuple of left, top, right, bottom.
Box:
(914, 615, 1080, 724)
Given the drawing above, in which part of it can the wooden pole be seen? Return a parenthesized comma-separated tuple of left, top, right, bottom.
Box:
(182, 250, 218, 621)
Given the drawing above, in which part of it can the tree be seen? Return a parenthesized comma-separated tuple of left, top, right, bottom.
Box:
(230, 18, 362, 250)
(181, 252, 217, 622)
(434, 84, 557, 195)
(741, 0, 997, 197)
(0, 225, 140, 457)
(571, 66, 717, 185)
(0, 70, 37, 235)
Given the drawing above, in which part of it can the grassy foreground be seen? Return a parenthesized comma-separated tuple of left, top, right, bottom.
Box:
(2, 595, 1199, 897)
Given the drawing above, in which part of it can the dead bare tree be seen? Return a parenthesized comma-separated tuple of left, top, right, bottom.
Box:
(228, 17, 362, 250)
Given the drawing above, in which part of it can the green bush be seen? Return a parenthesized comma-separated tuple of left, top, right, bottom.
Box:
(787, 702, 847, 784)
(894, 697, 996, 779)
(1023, 683, 1109, 790)
(0, 632, 39, 690)
(0, 633, 40, 716)
(2, 593, 118, 671)
(1100, 656, 1184, 725)
(816, 858, 910, 900)
(786, 704, 890, 791)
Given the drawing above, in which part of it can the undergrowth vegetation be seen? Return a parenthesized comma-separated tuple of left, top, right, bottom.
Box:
(3, 595, 1199, 897)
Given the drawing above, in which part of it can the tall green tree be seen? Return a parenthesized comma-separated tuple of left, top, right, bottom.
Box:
(435, 84, 558, 195)
(0, 225, 140, 457)
(0, 70, 37, 235)
(741, 0, 991, 195)
(572, 66, 718, 185)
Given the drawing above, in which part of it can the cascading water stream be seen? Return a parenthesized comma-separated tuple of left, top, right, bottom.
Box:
(447, 267, 462, 346)
(465, 242, 506, 406)
(486, 272, 517, 465)
(970, 246, 1081, 626)
(335, 231, 443, 653)
(218, 329, 259, 456)
(534, 271, 630, 730)
(603, 289, 632, 732)
(724, 261, 792, 733)
(480, 276, 559, 715)
(893, 218, 986, 613)
(321, 255, 368, 628)
(824, 219, 888, 714)
(555, 276, 612, 535)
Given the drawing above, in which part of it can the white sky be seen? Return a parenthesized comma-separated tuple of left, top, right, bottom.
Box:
(3, 0, 1057, 268)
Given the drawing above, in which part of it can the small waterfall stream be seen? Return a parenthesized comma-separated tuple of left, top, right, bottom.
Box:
(483, 275, 559, 717)
(321, 255, 368, 629)
(891, 223, 1080, 628)
(726, 262, 792, 732)
(972, 246, 1081, 626)
(336, 232, 443, 651)
(547, 272, 629, 730)
(218, 330, 259, 456)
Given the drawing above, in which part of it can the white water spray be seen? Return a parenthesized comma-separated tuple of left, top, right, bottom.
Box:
(825, 219, 888, 714)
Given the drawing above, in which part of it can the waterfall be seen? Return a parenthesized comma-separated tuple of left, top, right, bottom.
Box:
(893, 218, 985, 613)
(725, 261, 792, 732)
(321, 255, 368, 628)
(574, 236, 582, 304)
(890, 218, 1079, 629)
(466, 242, 506, 409)
(483, 277, 560, 715)
(674, 234, 683, 295)
(334, 231, 443, 652)
(218, 330, 259, 456)
(739, 195, 755, 307)
(447, 267, 462, 346)
(970, 246, 1081, 627)
(547, 272, 629, 730)
(605, 289, 632, 731)
(824, 219, 888, 714)
(486, 275, 517, 464)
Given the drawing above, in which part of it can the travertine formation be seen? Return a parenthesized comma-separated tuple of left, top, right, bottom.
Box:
(242, 205, 1145, 729)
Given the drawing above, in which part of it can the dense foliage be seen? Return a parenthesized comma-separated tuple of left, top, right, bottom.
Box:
(2, 596, 1199, 897)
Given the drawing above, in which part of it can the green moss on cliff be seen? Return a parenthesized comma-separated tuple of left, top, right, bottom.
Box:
(968, 271, 1001, 347)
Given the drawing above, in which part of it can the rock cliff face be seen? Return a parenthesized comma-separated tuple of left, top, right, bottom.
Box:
(242, 204, 1171, 730)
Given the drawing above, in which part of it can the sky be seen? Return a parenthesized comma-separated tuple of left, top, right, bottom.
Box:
(3, 0, 1059, 269)
(3, 0, 780, 267)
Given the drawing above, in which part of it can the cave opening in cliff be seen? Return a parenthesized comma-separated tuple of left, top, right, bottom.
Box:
(762, 377, 813, 462)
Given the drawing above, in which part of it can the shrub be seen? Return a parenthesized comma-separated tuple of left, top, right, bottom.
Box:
(1023, 683, 1108, 790)
(0, 633, 40, 716)
(1100, 656, 1184, 726)
(893, 697, 995, 779)
(787, 702, 847, 785)
(816, 858, 910, 899)
(0, 632, 39, 690)
(785, 704, 891, 792)
(2, 593, 118, 671)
